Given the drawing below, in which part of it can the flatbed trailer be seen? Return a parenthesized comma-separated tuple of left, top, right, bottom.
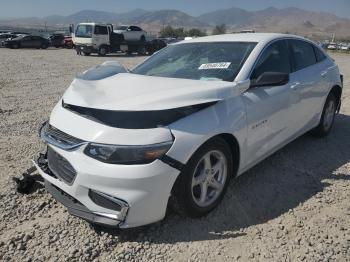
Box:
(73, 23, 166, 56)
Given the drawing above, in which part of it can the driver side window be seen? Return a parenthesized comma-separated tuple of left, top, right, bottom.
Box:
(251, 40, 291, 80)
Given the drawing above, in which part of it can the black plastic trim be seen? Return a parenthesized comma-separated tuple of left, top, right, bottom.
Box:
(45, 181, 121, 227)
(160, 155, 184, 171)
(88, 190, 122, 211)
(62, 101, 217, 129)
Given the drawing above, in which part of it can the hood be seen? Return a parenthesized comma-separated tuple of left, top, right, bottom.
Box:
(63, 73, 242, 111)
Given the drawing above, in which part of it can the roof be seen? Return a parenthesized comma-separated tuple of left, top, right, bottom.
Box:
(180, 33, 306, 45)
(78, 22, 111, 26)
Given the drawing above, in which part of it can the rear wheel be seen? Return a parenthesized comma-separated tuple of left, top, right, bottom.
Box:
(311, 92, 337, 137)
(138, 46, 147, 56)
(170, 137, 233, 217)
(12, 43, 19, 49)
(41, 43, 48, 49)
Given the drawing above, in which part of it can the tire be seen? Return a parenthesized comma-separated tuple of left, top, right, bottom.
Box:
(82, 52, 91, 56)
(311, 92, 337, 137)
(41, 43, 48, 49)
(170, 137, 233, 217)
(140, 35, 146, 42)
(138, 46, 147, 56)
(98, 46, 108, 56)
(12, 43, 19, 49)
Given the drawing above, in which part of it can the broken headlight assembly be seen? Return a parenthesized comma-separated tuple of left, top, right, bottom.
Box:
(84, 141, 173, 165)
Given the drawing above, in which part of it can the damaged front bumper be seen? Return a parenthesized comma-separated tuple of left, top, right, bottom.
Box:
(34, 152, 129, 227)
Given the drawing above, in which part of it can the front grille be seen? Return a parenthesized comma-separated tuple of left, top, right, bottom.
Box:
(47, 147, 77, 185)
(40, 122, 85, 150)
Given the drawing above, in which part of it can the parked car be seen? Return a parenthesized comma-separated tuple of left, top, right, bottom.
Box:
(114, 25, 147, 41)
(63, 36, 73, 48)
(48, 34, 65, 48)
(36, 33, 342, 228)
(5, 35, 49, 49)
(340, 44, 350, 51)
(327, 43, 337, 50)
(0, 33, 17, 46)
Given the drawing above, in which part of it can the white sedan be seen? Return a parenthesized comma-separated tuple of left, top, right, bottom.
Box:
(35, 33, 343, 228)
(114, 25, 147, 42)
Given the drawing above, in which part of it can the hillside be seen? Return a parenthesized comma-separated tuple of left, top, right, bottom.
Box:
(0, 7, 349, 39)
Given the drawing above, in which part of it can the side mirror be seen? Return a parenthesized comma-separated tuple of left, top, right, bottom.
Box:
(250, 72, 289, 88)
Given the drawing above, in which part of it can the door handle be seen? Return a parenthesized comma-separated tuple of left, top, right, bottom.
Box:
(290, 82, 300, 90)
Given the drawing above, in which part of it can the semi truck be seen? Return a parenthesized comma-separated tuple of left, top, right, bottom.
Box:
(72, 23, 166, 56)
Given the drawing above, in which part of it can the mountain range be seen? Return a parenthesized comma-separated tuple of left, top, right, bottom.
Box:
(1, 7, 350, 39)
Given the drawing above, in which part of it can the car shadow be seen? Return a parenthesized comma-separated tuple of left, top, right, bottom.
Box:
(92, 113, 350, 243)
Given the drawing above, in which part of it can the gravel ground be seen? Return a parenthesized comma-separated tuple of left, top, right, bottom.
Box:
(0, 48, 349, 262)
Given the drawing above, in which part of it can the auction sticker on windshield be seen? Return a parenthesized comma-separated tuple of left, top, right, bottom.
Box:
(198, 62, 231, 70)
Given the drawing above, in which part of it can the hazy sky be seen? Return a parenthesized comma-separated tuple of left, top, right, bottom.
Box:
(0, 0, 349, 18)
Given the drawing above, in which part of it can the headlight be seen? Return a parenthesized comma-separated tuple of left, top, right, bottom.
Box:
(84, 141, 173, 164)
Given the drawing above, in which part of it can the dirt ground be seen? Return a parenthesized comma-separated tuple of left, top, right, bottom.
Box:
(0, 48, 349, 262)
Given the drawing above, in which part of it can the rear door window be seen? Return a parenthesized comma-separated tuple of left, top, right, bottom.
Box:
(289, 39, 317, 71)
(94, 26, 108, 35)
(313, 46, 327, 62)
(251, 40, 291, 80)
(133, 26, 142, 31)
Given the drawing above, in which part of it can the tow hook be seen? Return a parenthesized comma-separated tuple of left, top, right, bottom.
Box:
(13, 152, 47, 194)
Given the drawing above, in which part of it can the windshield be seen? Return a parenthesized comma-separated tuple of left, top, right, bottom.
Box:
(116, 26, 128, 30)
(132, 42, 257, 81)
(75, 25, 93, 38)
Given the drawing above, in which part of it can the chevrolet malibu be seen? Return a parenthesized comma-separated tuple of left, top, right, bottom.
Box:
(35, 33, 343, 228)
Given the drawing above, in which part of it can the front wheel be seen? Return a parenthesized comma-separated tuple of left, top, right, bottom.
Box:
(311, 92, 336, 137)
(170, 137, 233, 217)
(98, 46, 108, 56)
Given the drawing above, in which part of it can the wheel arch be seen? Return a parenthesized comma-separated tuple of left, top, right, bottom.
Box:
(330, 85, 342, 112)
(168, 132, 241, 214)
(214, 133, 240, 177)
(173, 132, 241, 178)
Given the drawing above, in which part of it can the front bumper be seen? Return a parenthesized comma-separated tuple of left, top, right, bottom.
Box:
(34, 145, 180, 228)
(44, 179, 124, 227)
(76, 44, 95, 53)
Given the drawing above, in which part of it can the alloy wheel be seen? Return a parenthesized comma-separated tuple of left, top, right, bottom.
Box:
(191, 150, 228, 207)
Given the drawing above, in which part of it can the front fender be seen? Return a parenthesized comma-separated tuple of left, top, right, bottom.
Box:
(167, 97, 247, 169)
